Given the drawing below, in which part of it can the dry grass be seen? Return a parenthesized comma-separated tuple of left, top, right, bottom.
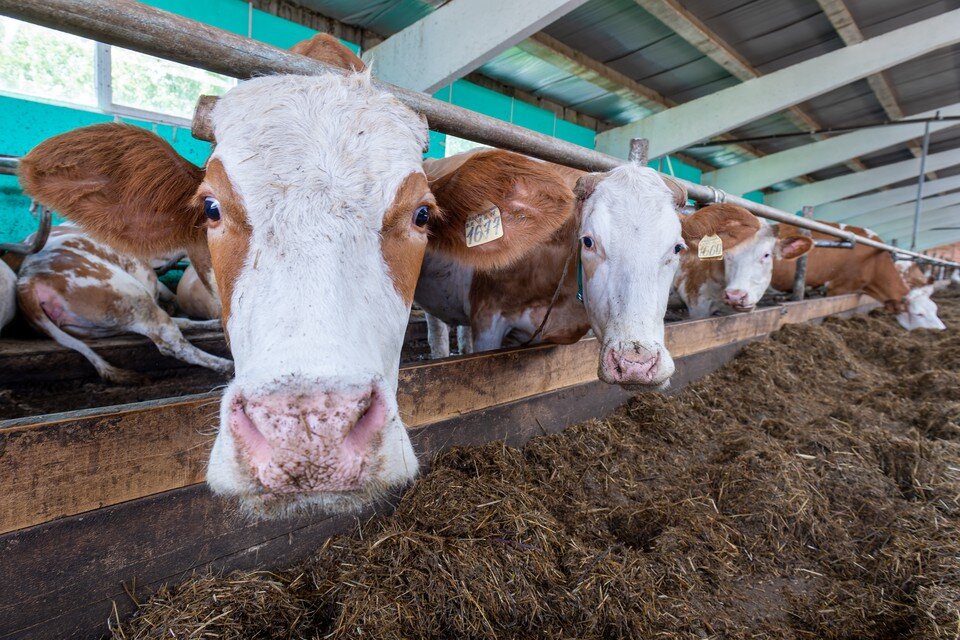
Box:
(113, 289, 960, 639)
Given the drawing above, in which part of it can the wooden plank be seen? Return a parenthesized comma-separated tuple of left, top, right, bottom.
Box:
(0, 341, 749, 640)
(777, 293, 877, 326)
(0, 319, 429, 385)
(0, 295, 868, 534)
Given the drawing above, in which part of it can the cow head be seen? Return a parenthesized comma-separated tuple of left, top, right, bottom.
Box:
(897, 285, 946, 331)
(575, 166, 687, 389)
(682, 205, 812, 312)
(19, 48, 440, 516)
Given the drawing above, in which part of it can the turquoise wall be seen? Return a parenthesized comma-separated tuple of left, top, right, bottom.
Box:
(1, 0, 716, 243)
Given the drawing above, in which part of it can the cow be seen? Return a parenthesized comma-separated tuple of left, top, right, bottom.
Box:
(15, 226, 230, 382)
(0, 259, 14, 331)
(16, 36, 535, 518)
(896, 259, 932, 289)
(770, 223, 945, 331)
(415, 148, 689, 388)
(674, 204, 813, 319)
(176, 263, 222, 320)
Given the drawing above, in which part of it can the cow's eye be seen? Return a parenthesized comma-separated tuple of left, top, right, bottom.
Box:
(763, 252, 771, 259)
(413, 205, 430, 227)
(674, 243, 686, 254)
(581, 236, 594, 249)
(204, 197, 221, 222)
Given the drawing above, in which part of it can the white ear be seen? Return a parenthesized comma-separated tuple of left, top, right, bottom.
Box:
(918, 284, 935, 297)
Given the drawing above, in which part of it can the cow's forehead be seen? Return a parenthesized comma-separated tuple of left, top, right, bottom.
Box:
(587, 166, 681, 237)
(209, 74, 427, 228)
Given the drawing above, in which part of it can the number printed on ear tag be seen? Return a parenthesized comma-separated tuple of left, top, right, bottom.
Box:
(698, 234, 723, 261)
(465, 202, 504, 248)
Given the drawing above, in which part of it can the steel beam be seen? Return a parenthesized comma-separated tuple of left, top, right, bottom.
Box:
(815, 174, 960, 221)
(595, 9, 960, 159)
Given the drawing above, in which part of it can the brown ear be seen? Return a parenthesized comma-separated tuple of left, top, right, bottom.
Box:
(426, 149, 575, 271)
(18, 123, 206, 260)
(289, 33, 366, 72)
(680, 203, 760, 249)
(661, 175, 688, 209)
(778, 235, 814, 261)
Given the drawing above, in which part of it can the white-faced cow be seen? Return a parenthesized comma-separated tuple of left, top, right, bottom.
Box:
(0, 259, 15, 331)
(16, 36, 534, 518)
(416, 148, 689, 389)
(675, 204, 813, 319)
(177, 264, 222, 320)
(13, 225, 229, 382)
(771, 222, 946, 331)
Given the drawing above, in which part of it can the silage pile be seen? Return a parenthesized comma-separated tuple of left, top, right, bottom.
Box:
(113, 290, 960, 639)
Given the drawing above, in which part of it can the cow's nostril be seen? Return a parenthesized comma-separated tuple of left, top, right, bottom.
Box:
(229, 400, 272, 471)
(343, 389, 387, 455)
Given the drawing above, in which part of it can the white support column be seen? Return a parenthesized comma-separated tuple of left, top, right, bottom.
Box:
(703, 103, 960, 194)
(842, 191, 960, 229)
(766, 148, 960, 212)
(815, 174, 960, 221)
(362, 0, 589, 93)
(595, 9, 960, 159)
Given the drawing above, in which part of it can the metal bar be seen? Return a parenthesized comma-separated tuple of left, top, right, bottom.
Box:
(1, 0, 958, 269)
(813, 240, 855, 248)
(791, 206, 813, 301)
(0, 156, 18, 175)
(911, 116, 934, 250)
(629, 138, 649, 165)
(0, 204, 51, 255)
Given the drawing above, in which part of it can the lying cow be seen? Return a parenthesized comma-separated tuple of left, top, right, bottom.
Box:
(416, 148, 688, 388)
(176, 264, 222, 320)
(770, 223, 945, 330)
(14, 226, 230, 382)
(675, 204, 813, 318)
(17, 35, 531, 518)
(0, 259, 14, 331)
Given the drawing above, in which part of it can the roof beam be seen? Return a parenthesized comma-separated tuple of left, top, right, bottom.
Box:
(595, 9, 960, 159)
(815, 174, 960, 220)
(815, 0, 936, 178)
(362, 0, 588, 93)
(841, 191, 960, 229)
(767, 148, 960, 211)
(703, 103, 960, 193)
(632, 0, 865, 178)
(913, 228, 960, 251)
(872, 206, 960, 239)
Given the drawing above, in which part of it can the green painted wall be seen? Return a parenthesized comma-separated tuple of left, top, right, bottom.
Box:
(1, 0, 724, 243)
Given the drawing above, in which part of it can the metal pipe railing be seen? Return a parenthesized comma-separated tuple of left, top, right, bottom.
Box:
(0, 156, 18, 175)
(2, 0, 958, 269)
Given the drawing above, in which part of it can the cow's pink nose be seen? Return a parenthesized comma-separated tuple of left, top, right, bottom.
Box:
(724, 289, 749, 306)
(228, 386, 387, 493)
(602, 348, 662, 385)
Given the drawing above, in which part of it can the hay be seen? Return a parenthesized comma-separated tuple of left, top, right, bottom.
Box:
(114, 289, 960, 639)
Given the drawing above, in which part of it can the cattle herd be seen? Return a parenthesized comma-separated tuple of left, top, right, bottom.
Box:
(0, 35, 950, 519)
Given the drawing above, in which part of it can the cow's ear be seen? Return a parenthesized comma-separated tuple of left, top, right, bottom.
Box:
(289, 33, 366, 72)
(18, 123, 206, 260)
(777, 235, 814, 260)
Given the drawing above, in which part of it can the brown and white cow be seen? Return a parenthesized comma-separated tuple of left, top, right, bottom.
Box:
(0, 259, 15, 331)
(176, 264, 222, 320)
(416, 148, 689, 388)
(771, 222, 945, 331)
(675, 204, 813, 319)
(17, 36, 538, 517)
(15, 226, 230, 382)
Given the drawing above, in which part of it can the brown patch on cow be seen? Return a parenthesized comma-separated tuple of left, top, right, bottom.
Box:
(427, 149, 576, 271)
(19, 123, 207, 260)
(202, 159, 252, 334)
(681, 204, 761, 251)
(679, 252, 724, 307)
(381, 172, 437, 304)
(289, 33, 366, 72)
(771, 222, 910, 308)
(899, 262, 931, 289)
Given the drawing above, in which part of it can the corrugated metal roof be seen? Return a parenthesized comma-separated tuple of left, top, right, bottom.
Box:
(293, 0, 960, 203)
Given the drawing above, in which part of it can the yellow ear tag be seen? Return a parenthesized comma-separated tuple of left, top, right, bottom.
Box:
(698, 234, 723, 261)
(465, 202, 504, 248)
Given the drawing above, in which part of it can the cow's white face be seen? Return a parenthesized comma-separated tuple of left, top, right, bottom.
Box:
(721, 225, 778, 312)
(898, 285, 946, 331)
(578, 166, 684, 389)
(201, 74, 435, 516)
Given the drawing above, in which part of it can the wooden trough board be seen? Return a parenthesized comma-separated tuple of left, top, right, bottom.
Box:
(0, 294, 876, 639)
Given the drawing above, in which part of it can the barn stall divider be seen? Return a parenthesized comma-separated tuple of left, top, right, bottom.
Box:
(1, 293, 879, 639)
